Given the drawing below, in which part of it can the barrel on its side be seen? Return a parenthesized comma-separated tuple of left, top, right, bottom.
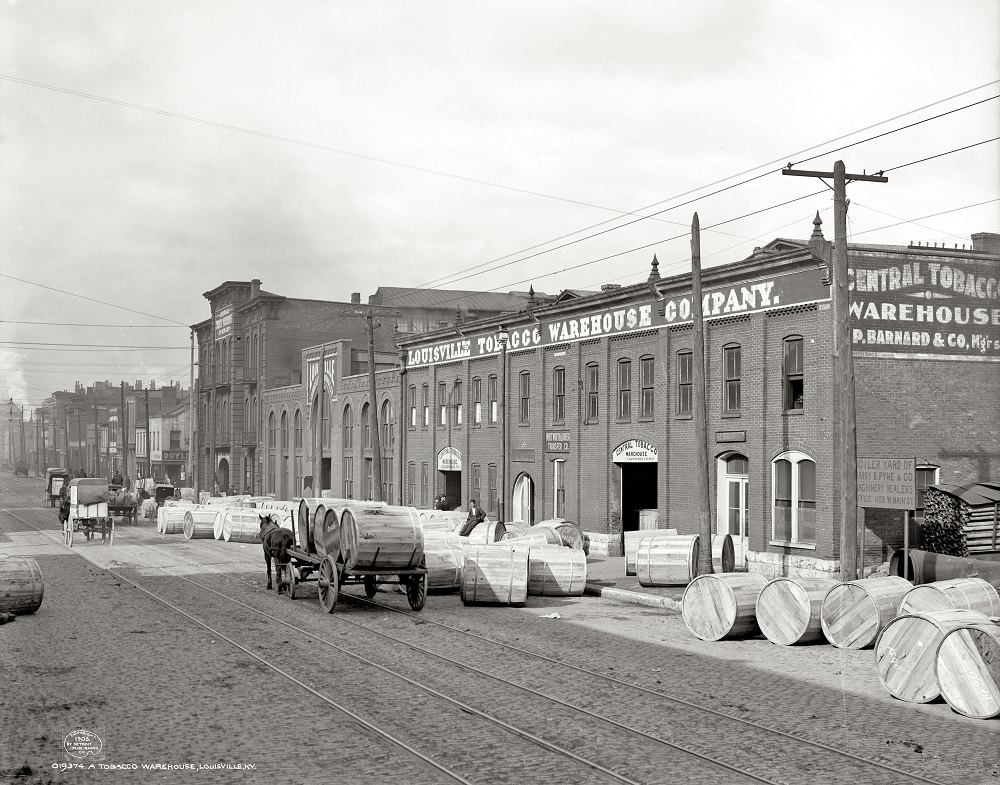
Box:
(424, 538, 465, 591)
(624, 529, 678, 575)
(160, 505, 191, 535)
(682, 572, 768, 641)
(0, 556, 44, 615)
(503, 530, 555, 547)
(898, 578, 1000, 618)
(462, 545, 528, 605)
(222, 509, 264, 544)
(756, 577, 839, 645)
(711, 533, 735, 574)
(527, 545, 587, 597)
(936, 622, 1000, 719)
(339, 505, 423, 572)
(296, 498, 328, 553)
(637, 535, 699, 587)
(874, 609, 992, 703)
(183, 508, 219, 540)
(500, 523, 530, 540)
(213, 509, 227, 540)
(534, 519, 586, 552)
(820, 576, 913, 649)
(463, 520, 507, 546)
(313, 507, 341, 561)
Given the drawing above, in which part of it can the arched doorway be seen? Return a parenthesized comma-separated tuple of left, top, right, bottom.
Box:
(613, 439, 658, 549)
(512, 472, 534, 524)
(716, 452, 749, 569)
(217, 458, 230, 495)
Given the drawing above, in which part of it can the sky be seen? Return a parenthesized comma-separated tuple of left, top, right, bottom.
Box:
(1, 0, 998, 416)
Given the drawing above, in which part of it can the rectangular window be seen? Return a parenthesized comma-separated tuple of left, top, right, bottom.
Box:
(343, 456, 354, 499)
(407, 462, 416, 506)
(488, 376, 498, 423)
(554, 459, 565, 518)
(455, 381, 463, 425)
(408, 386, 416, 428)
(723, 345, 741, 414)
(677, 351, 692, 416)
(169, 430, 181, 449)
(487, 464, 497, 514)
(773, 459, 792, 542)
(617, 360, 631, 420)
(553, 368, 565, 423)
(420, 463, 428, 507)
(772, 455, 817, 546)
(915, 466, 939, 512)
(783, 337, 804, 411)
(519, 372, 530, 424)
(438, 382, 447, 426)
(586, 365, 599, 422)
(640, 357, 654, 419)
(473, 378, 482, 425)
(422, 385, 429, 427)
(472, 463, 481, 497)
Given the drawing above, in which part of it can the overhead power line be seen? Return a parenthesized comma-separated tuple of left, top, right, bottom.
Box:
(0, 320, 182, 328)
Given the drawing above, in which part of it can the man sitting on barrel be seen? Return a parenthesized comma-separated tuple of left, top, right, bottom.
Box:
(458, 499, 486, 537)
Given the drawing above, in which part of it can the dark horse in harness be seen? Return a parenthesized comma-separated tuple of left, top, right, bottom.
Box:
(259, 514, 295, 593)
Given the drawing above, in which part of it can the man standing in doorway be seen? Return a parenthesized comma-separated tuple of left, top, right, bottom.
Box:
(459, 498, 486, 537)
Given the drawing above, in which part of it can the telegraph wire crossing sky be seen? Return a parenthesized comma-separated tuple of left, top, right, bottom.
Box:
(1, 1, 997, 408)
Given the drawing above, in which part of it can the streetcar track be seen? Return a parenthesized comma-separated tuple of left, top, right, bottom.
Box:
(0, 487, 970, 785)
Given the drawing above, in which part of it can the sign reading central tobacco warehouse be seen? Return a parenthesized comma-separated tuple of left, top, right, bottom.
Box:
(405, 269, 827, 368)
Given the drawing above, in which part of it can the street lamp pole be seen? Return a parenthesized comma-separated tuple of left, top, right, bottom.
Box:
(497, 326, 509, 523)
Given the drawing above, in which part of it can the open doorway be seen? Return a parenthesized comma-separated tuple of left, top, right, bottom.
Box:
(217, 457, 230, 495)
(439, 470, 461, 510)
(619, 462, 658, 533)
(512, 472, 534, 524)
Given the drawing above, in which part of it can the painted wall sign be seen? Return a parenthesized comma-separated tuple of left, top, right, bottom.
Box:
(545, 431, 571, 453)
(850, 256, 1000, 361)
(161, 450, 189, 462)
(307, 353, 337, 395)
(612, 439, 658, 463)
(214, 304, 233, 338)
(404, 268, 828, 367)
(857, 457, 916, 509)
(437, 446, 462, 471)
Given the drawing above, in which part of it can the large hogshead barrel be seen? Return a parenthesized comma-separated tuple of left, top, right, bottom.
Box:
(936, 621, 1000, 719)
(755, 577, 839, 646)
(338, 505, 423, 572)
(0, 556, 44, 615)
(463, 520, 507, 546)
(898, 577, 1000, 618)
(296, 498, 331, 553)
(526, 544, 587, 597)
(637, 535, 699, 587)
(820, 576, 913, 649)
(312, 507, 342, 561)
(423, 537, 465, 590)
(222, 509, 265, 544)
(711, 533, 735, 574)
(183, 508, 218, 540)
(624, 529, 678, 575)
(682, 572, 768, 641)
(462, 544, 528, 605)
(159, 505, 193, 535)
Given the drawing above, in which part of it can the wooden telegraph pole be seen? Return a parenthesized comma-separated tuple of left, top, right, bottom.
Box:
(691, 213, 715, 576)
(367, 312, 384, 501)
(783, 161, 887, 581)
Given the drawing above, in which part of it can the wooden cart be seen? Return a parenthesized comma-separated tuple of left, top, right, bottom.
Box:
(280, 503, 427, 613)
(64, 478, 114, 547)
(44, 468, 70, 507)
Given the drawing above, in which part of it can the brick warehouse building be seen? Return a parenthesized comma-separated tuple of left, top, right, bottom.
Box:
(395, 221, 1000, 578)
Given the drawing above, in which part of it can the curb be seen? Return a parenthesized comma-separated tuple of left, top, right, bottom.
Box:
(584, 583, 683, 611)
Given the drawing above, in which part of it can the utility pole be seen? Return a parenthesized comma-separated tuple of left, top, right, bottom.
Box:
(144, 387, 150, 480)
(94, 400, 100, 478)
(120, 382, 127, 479)
(19, 405, 26, 470)
(367, 313, 384, 501)
(691, 213, 715, 576)
(783, 161, 887, 581)
(317, 346, 326, 493)
(40, 410, 47, 471)
(189, 330, 196, 492)
(7, 399, 13, 469)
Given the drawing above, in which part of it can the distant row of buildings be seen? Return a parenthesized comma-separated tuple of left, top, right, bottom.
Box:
(13, 222, 999, 577)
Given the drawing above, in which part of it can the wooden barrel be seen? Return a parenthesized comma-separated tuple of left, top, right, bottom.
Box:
(637, 535, 699, 587)
(222, 509, 264, 543)
(624, 529, 678, 575)
(874, 609, 992, 703)
(183, 508, 217, 540)
(756, 577, 839, 646)
(160, 505, 191, 535)
(936, 622, 1000, 719)
(821, 576, 913, 649)
(462, 545, 529, 605)
(898, 578, 1000, 617)
(527, 545, 587, 597)
(711, 533, 735, 574)
(463, 520, 507, 546)
(0, 556, 44, 615)
(202, 496, 230, 506)
(424, 538, 465, 590)
(682, 572, 768, 641)
(890, 548, 1000, 585)
(535, 519, 586, 551)
(213, 509, 228, 540)
(499, 523, 531, 540)
(257, 501, 297, 531)
(313, 507, 342, 561)
(339, 505, 423, 572)
(503, 531, 555, 547)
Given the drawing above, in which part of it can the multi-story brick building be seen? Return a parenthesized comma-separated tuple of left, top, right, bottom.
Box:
(395, 220, 1000, 578)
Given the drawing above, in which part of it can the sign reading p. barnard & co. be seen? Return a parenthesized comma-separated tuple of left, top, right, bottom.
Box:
(857, 457, 915, 509)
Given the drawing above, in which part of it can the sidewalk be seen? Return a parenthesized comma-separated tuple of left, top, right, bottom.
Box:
(583, 555, 687, 610)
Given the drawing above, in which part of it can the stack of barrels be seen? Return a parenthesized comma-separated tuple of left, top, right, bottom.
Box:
(681, 570, 1000, 720)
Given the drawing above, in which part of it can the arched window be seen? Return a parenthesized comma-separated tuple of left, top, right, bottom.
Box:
(280, 410, 288, 450)
(381, 400, 394, 449)
(772, 451, 817, 546)
(361, 403, 371, 447)
(267, 411, 275, 449)
(342, 405, 353, 449)
(294, 409, 302, 448)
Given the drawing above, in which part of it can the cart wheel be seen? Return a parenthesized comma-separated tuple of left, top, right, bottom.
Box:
(317, 557, 339, 613)
(286, 565, 298, 600)
(405, 572, 427, 611)
(363, 575, 378, 598)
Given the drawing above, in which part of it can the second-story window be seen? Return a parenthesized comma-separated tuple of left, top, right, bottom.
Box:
(488, 375, 498, 423)
(783, 336, 804, 411)
(640, 356, 654, 419)
(553, 367, 565, 423)
(723, 344, 741, 415)
(586, 364, 599, 422)
(677, 351, 693, 416)
(519, 371, 530, 424)
(342, 405, 353, 449)
(472, 377, 482, 425)
(617, 359, 631, 420)
(294, 409, 302, 447)
(421, 384, 429, 427)
(408, 385, 416, 428)
(361, 402, 371, 447)
(438, 382, 447, 425)
(454, 381, 463, 425)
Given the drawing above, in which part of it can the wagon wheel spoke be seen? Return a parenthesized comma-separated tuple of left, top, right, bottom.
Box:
(317, 558, 339, 613)
(406, 572, 427, 611)
(287, 565, 298, 600)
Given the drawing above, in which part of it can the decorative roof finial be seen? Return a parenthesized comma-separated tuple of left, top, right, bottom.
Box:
(647, 254, 661, 282)
(811, 211, 824, 240)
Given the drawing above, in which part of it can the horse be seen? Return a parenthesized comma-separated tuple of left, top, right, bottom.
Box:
(259, 514, 295, 593)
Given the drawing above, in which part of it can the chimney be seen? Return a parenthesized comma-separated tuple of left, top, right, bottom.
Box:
(351, 292, 361, 304)
(971, 232, 1000, 255)
(251, 278, 261, 298)
(135, 380, 142, 390)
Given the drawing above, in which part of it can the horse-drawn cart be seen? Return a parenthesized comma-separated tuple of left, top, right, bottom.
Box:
(44, 468, 70, 507)
(280, 502, 427, 612)
(107, 489, 139, 526)
(63, 478, 114, 546)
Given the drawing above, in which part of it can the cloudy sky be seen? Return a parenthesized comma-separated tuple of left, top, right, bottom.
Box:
(1, 1, 998, 413)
